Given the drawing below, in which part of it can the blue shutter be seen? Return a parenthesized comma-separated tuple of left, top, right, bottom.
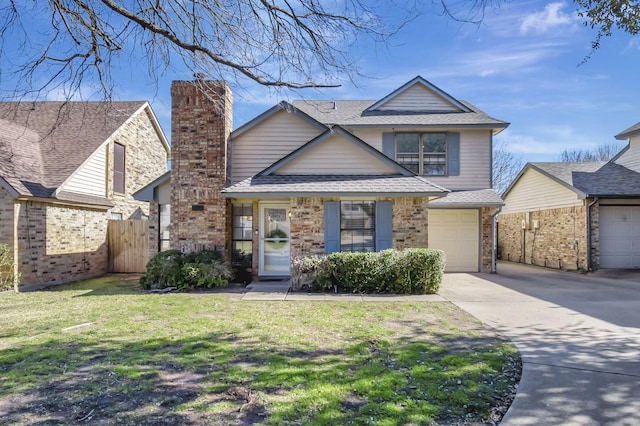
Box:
(382, 133, 395, 159)
(375, 201, 393, 251)
(447, 132, 460, 176)
(324, 201, 340, 253)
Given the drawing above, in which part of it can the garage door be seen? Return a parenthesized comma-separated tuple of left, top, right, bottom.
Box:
(600, 206, 640, 269)
(428, 209, 479, 272)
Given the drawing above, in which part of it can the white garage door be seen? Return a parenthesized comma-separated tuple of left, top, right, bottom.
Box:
(600, 206, 640, 269)
(428, 209, 479, 272)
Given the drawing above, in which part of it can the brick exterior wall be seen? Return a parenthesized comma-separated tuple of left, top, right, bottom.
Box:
(170, 81, 232, 256)
(288, 197, 430, 260)
(13, 201, 109, 289)
(148, 202, 160, 258)
(108, 109, 169, 219)
(589, 202, 600, 269)
(392, 197, 429, 249)
(498, 205, 588, 270)
(481, 207, 495, 273)
(0, 186, 13, 247)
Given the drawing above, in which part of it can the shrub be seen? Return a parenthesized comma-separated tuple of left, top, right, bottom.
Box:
(140, 249, 232, 290)
(0, 243, 19, 291)
(290, 248, 444, 294)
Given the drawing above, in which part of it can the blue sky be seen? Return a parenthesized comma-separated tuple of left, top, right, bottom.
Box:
(7, 1, 640, 162)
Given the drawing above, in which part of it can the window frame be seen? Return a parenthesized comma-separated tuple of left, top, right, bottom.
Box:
(339, 200, 376, 253)
(113, 143, 126, 194)
(395, 132, 448, 176)
(232, 203, 254, 265)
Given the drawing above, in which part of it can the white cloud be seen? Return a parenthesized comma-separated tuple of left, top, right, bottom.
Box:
(452, 41, 566, 78)
(520, 2, 576, 34)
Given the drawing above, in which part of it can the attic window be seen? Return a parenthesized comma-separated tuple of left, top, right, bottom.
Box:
(114, 143, 125, 194)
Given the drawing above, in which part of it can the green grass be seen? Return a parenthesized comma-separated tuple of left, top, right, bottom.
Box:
(0, 276, 520, 425)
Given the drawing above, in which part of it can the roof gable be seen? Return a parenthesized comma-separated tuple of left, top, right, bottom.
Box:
(0, 101, 161, 199)
(231, 101, 327, 138)
(366, 76, 471, 113)
(259, 126, 414, 177)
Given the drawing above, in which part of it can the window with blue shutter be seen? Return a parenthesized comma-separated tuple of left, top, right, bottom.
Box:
(385, 132, 460, 176)
(325, 200, 394, 253)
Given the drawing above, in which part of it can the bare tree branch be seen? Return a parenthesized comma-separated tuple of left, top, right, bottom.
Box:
(0, 0, 501, 101)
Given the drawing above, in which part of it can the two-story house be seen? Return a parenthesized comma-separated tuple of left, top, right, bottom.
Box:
(0, 101, 170, 289)
(137, 77, 508, 277)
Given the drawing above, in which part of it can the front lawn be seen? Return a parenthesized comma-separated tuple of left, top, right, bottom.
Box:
(0, 276, 520, 425)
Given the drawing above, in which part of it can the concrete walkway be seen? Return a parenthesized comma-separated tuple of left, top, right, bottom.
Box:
(440, 262, 640, 426)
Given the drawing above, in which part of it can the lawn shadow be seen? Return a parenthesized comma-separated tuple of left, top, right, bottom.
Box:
(0, 325, 520, 425)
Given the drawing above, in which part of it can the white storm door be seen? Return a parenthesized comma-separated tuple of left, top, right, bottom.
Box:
(259, 203, 291, 276)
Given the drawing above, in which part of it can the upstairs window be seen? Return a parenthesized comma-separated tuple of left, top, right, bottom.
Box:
(395, 133, 447, 175)
(114, 143, 125, 194)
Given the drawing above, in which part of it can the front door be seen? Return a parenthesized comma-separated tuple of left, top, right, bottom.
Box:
(259, 203, 291, 276)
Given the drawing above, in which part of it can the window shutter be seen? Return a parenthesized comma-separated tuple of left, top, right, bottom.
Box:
(324, 201, 340, 253)
(375, 201, 393, 251)
(447, 132, 460, 176)
(382, 133, 395, 159)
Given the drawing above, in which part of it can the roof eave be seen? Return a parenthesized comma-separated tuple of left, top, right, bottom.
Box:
(0, 176, 20, 198)
(224, 190, 448, 198)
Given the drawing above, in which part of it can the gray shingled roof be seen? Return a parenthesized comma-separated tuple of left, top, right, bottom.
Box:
(223, 174, 449, 197)
(429, 189, 504, 207)
(616, 120, 640, 140)
(291, 100, 509, 130)
(0, 101, 145, 201)
(528, 162, 640, 197)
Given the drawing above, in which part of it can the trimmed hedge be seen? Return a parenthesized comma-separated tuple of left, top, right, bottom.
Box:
(291, 248, 445, 294)
(140, 249, 232, 290)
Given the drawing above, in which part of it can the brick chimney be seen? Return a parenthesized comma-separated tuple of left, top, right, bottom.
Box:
(170, 80, 232, 256)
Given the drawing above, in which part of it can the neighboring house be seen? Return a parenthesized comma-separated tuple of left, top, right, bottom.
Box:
(499, 120, 640, 270)
(136, 77, 508, 276)
(0, 101, 170, 289)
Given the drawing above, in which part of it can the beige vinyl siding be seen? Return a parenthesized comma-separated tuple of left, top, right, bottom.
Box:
(275, 133, 397, 175)
(351, 129, 492, 190)
(614, 138, 640, 172)
(501, 168, 583, 214)
(351, 128, 384, 151)
(375, 84, 460, 112)
(231, 110, 323, 184)
(60, 144, 107, 197)
(426, 130, 491, 190)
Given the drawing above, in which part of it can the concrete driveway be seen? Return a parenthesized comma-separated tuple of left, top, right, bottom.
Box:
(440, 262, 640, 425)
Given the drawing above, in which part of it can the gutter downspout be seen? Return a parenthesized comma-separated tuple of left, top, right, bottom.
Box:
(587, 196, 599, 272)
(492, 206, 502, 274)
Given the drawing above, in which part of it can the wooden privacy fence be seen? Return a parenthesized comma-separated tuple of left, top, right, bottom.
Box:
(108, 220, 149, 273)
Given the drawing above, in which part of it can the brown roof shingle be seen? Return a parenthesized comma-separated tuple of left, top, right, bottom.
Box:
(0, 101, 145, 198)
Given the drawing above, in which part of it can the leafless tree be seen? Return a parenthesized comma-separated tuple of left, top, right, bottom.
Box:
(0, 0, 500, 101)
(1, 1, 630, 101)
(557, 142, 626, 162)
(492, 139, 524, 195)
